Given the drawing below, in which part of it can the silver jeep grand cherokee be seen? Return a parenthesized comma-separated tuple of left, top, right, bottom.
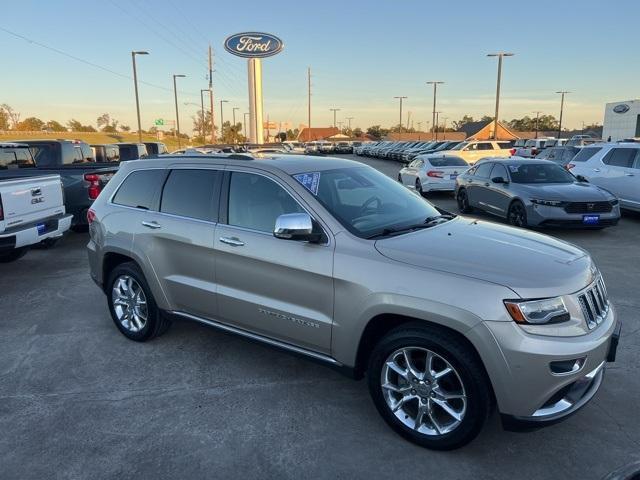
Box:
(87, 154, 620, 450)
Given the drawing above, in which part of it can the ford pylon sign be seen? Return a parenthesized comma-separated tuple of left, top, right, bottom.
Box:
(224, 32, 284, 58)
(613, 104, 630, 114)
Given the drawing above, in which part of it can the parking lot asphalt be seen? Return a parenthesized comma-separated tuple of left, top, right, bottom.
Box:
(1, 154, 639, 480)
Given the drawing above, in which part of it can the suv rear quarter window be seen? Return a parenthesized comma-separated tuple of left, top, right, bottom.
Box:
(112, 169, 166, 210)
(571, 147, 602, 162)
(602, 148, 638, 168)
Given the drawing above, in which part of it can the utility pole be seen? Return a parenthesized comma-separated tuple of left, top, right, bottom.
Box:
(434, 111, 441, 140)
(219, 100, 228, 142)
(131, 51, 148, 144)
(346, 117, 354, 131)
(243, 112, 249, 142)
(330, 108, 340, 128)
(556, 91, 570, 139)
(532, 111, 542, 139)
(172, 74, 186, 148)
(394, 96, 407, 139)
(232, 107, 239, 143)
(487, 52, 514, 140)
(200, 89, 208, 140)
(209, 45, 216, 143)
(426, 81, 444, 140)
(407, 111, 412, 133)
(442, 117, 449, 140)
(417, 121, 422, 132)
(307, 67, 312, 142)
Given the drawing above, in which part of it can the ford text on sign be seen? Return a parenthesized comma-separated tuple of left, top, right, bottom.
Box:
(224, 32, 284, 58)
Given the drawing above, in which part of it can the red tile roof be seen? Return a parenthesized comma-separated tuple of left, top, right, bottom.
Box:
(297, 127, 340, 141)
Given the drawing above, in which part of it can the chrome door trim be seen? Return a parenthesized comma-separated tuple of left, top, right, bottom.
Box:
(170, 311, 339, 365)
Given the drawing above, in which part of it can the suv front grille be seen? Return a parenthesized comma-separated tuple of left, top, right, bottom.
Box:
(577, 278, 609, 329)
(564, 202, 612, 214)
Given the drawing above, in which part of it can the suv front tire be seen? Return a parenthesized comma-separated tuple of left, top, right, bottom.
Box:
(367, 325, 492, 450)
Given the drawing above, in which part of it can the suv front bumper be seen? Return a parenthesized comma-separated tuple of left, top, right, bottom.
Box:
(469, 307, 619, 427)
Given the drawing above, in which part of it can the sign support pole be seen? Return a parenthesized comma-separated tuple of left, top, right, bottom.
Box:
(248, 58, 264, 145)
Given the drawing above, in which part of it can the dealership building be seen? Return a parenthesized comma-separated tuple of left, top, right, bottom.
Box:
(602, 100, 640, 141)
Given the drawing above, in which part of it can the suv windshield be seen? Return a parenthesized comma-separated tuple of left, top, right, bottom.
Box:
(508, 163, 576, 184)
(451, 142, 468, 151)
(302, 166, 442, 239)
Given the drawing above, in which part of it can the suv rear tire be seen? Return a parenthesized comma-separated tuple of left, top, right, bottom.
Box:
(456, 189, 473, 213)
(0, 247, 28, 263)
(106, 262, 171, 341)
(367, 326, 491, 450)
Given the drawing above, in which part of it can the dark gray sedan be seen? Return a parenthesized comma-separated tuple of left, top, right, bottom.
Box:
(455, 158, 620, 228)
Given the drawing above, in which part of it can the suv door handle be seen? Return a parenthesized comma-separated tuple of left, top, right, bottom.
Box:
(141, 220, 161, 229)
(593, 168, 601, 172)
(219, 236, 245, 247)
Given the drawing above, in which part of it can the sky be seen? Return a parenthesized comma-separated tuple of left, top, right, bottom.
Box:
(2, 0, 639, 134)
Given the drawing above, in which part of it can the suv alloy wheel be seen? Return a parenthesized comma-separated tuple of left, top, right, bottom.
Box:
(367, 326, 491, 450)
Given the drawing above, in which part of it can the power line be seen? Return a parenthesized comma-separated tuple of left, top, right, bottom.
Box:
(0, 25, 199, 97)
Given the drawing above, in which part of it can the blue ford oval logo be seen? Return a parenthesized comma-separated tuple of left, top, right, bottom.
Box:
(613, 104, 630, 114)
(224, 32, 284, 58)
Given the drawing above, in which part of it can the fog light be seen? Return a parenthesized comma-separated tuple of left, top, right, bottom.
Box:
(550, 358, 585, 375)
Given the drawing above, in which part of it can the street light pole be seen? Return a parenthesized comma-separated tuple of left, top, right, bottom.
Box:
(532, 111, 542, 139)
(232, 107, 239, 144)
(220, 100, 229, 142)
(200, 89, 208, 140)
(346, 117, 354, 131)
(394, 96, 407, 139)
(434, 111, 441, 140)
(487, 52, 514, 140)
(131, 51, 148, 144)
(426, 81, 444, 140)
(556, 91, 571, 139)
(243, 112, 249, 142)
(330, 108, 340, 128)
(172, 74, 186, 148)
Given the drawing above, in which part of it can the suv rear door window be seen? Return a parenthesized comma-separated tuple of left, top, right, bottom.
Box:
(160, 169, 221, 222)
(602, 148, 637, 168)
(112, 169, 166, 210)
(228, 172, 304, 233)
(477, 143, 494, 150)
(490, 163, 508, 180)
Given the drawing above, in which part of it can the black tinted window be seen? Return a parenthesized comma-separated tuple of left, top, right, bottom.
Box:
(29, 144, 56, 167)
(428, 156, 468, 167)
(509, 163, 575, 184)
(113, 169, 165, 210)
(571, 147, 601, 162)
(498, 141, 515, 148)
(474, 163, 493, 177)
(228, 172, 304, 233)
(602, 148, 637, 168)
(477, 143, 494, 150)
(161, 169, 220, 221)
(0, 149, 35, 169)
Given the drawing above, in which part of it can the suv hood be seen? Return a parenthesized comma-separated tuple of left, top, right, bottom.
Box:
(375, 217, 596, 299)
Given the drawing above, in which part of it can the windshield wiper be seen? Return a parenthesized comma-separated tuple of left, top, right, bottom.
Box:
(366, 214, 456, 239)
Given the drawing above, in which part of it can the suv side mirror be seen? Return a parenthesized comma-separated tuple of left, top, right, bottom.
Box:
(575, 175, 589, 183)
(274, 213, 322, 243)
(491, 176, 507, 184)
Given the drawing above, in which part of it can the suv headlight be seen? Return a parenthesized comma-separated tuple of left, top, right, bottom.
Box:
(530, 199, 565, 207)
(504, 297, 570, 324)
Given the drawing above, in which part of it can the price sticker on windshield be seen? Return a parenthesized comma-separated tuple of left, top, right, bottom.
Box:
(293, 172, 321, 195)
(509, 165, 520, 172)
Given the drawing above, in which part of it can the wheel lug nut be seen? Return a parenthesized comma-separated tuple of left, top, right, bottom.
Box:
(411, 389, 416, 395)
(421, 397, 427, 403)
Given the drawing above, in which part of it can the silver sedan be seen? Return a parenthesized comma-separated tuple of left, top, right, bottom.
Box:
(454, 158, 620, 228)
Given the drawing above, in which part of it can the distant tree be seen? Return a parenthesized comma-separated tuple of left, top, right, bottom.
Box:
(389, 124, 416, 134)
(46, 120, 67, 132)
(97, 113, 111, 130)
(219, 120, 245, 144)
(480, 115, 493, 123)
(102, 124, 118, 133)
(192, 110, 213, 138)
(508, 115, 558, 132)
(352, 127, 363, 138)
(0, 108, 9, 130)
(276, 132, 287, 142)
(148, 126, 158, 134)
(285, 128, 299, 140)
(120, 125, 131, 132)
(366, 125, 389, 139)
(1, 104, 20, 128)
(67, 119, 96, 132)
(16, 117, 45, 131)
(452, 115, 475, 131)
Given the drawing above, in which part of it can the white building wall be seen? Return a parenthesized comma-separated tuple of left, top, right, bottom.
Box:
(603, 100, 640, 141)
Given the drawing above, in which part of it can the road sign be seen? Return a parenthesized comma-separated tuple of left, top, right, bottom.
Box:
(154, 119, 164, 126)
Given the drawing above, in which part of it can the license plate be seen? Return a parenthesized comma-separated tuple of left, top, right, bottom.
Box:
(583, 215, 600, 225)
(37, 223, 46, 235)
(450, 174, 458, 180)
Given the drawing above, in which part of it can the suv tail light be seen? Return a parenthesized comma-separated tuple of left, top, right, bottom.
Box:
(84, 173, 101, 200)
(531, 148, 538, 155)
(509, 148, 516, 156)
(87, 208, 96, 225)
(427, 170, 444, 178)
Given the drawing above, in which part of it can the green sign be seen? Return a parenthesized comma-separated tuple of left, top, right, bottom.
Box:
(154, 119, 164, 126)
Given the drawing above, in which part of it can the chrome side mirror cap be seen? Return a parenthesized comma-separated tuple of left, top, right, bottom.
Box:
(274, 213, 322, 242)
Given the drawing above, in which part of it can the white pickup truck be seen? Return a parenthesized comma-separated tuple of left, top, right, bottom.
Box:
(0, 174, 72, 262)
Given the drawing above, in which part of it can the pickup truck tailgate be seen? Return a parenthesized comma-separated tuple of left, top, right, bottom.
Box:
(0, 175, 65, 230)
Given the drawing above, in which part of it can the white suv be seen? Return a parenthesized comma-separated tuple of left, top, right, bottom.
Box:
(568, 143, 640, 212)
(441, 140, 514, 164)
